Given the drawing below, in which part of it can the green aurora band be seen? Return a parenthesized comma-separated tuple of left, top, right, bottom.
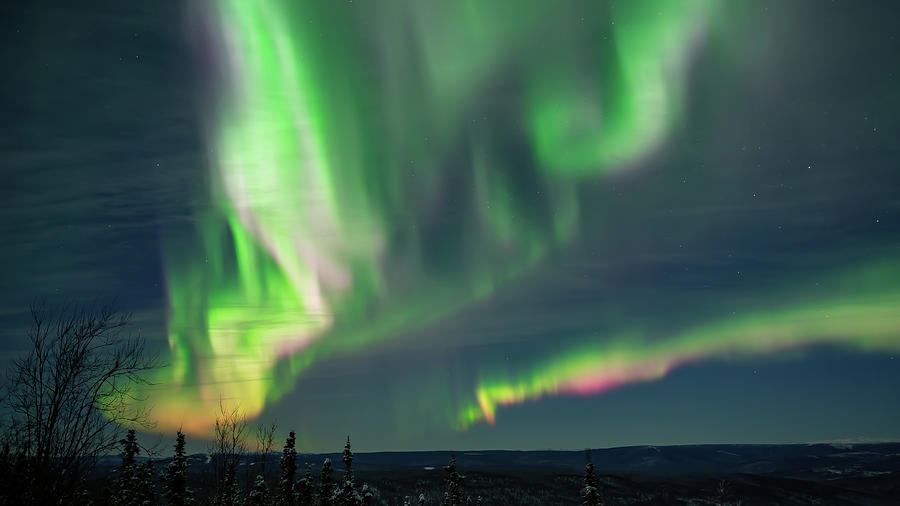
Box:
(135, 1, 898, 436)
(459, 259, 900, 428)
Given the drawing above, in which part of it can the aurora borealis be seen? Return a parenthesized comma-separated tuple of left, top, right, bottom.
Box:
(149, 0, 719, 432)
(2, 0, 900, 451)
(460, 258, 900, 428)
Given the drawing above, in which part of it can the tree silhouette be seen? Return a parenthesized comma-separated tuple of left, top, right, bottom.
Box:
(112, 429, 144, 506)
(1, 302, 157, 504)
(247, 474, 269, 506)
(277, 430, 297, 506)
(255, 421, 278, 481)
(218, 460, 240, 506)
(295, 463, 314, 506)
(581, 450, 602, 506)
(318, 458, 335, 506)
(360, 483, 374, 506)
(136, 460, 156, 506)
(442, 454, 464, 506)
(210, 401, 246, 505)
(162, 430, 193, 506)
(336, 436, 359, 506)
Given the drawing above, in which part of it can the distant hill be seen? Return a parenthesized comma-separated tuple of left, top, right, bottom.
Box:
(94, 442, 900, 478)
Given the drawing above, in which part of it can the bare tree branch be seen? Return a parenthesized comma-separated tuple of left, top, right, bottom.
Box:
(1, 300, 159, 504)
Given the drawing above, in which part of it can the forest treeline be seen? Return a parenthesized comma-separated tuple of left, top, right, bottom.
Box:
(0, 302, 606, 505)
(2, 422, 604, 506)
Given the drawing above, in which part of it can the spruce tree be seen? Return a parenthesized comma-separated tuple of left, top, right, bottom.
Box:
(341, 437, 353, 485)
(581, 450, 602, 506)
(216, 460, 240, 506)
(247, 474, 268, 506)
(417, 493, 425, 506)
(136, 460, 156, 506)
(336, 437, 358, 506)
(360, 483, 374, 506)
(162, 431, 193, 506)
(295, 463, 314, 506)
(318, 458, 334, 506)
(442, 454, 463, 506)
(278, 431, 298, 506)
(113, 429, 141, 506)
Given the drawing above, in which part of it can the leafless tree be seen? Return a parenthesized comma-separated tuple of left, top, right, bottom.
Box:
(255, 419, 278, 479)
(0, 301, 158, 503)
(210, 399, 248, 503)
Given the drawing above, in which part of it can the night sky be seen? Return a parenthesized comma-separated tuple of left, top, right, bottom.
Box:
(2, 0, 900, 453)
